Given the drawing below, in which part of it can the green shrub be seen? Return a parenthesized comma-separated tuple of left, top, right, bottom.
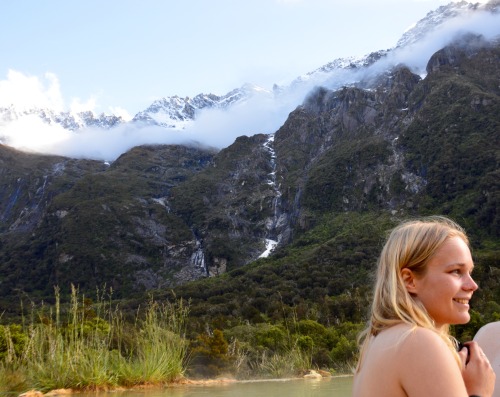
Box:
(0, 324, 27, 362)
(188, 329, 231, 377)
(330, 335, 357, 368)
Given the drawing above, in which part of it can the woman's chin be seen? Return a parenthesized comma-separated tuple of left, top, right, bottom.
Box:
(453, 314, 471, 325)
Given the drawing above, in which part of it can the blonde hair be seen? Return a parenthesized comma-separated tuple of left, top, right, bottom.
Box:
(356, 216, 469, 371)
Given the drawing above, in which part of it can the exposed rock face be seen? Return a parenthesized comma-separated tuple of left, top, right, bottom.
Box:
(0, 38, 498, 301)
(0, 145, 108, 233)
(271, 64, 423, 238)
(170, 134, 282, 271)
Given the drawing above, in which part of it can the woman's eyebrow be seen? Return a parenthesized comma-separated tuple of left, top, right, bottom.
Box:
(445, 263, 474, 270)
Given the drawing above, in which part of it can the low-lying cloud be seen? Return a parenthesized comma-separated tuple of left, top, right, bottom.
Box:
(1, 8, 499, 161)
(388, 9, 500, 74)
(0, 87, 305, 161)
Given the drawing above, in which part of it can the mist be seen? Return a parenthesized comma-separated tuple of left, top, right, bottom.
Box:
(386, 9, 500, 75)
(1, 9, 499, 161)
(0, 87, 307, 161)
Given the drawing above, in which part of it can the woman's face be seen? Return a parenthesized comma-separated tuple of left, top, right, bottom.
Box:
(409, 236, 478, 330)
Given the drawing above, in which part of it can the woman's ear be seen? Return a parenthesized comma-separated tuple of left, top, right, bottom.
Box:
(401, 268, 418, 294)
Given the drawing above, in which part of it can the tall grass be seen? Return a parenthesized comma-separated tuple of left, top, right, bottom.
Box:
(0, 286, 189, 393)
(224, 307, 315, 379)
(0, 323, 28, 395)
(118, 298, 188, 386)
(257, 346, 312, 378)
(22, 286, 119, 390)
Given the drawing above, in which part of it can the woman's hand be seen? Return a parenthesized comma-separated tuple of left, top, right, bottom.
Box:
(460, 341, 496, 397)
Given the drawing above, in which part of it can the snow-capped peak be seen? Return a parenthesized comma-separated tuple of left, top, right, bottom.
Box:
(2, 1, 499, 150)
(131, 84, 271, 129)
(0, 106, 124, 131)
(396, 0, 498, 48)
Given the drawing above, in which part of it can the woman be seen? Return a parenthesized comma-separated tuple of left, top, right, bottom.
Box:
(352, 216, 495, 397)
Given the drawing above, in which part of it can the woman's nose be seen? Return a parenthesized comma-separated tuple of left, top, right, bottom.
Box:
(464, 274, 478, 291)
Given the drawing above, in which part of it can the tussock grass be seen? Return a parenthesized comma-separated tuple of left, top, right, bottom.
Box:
(0, 286, 189, 393)
(257, 347, 312, 378)
(117, 299, 188, 386)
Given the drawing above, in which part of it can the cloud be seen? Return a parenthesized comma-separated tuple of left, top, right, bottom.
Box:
(70, 96, 97, 114)
(317, 8, 500, 90)
(109, 106, 132, 121)
(0, 115, 71, 154)
(182, 91, 300, 148)
(0, 89, 303, 161)
(386, 9, 500, 74)
(0, 70, 64, 111)
(0, 69, 309, 161)
(1, 8, 499, 162)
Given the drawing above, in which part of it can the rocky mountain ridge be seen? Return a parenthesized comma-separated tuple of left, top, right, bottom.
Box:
(0, 2, 499, 308)
(1, 1, 498, 142)
(131, 84, 271, 128)
(0, 33, 498, 306)
(0, 106, 124, 131)
(396, 0, 500, 48)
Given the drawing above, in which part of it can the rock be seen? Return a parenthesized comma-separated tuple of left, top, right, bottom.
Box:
(317, 369, 332, 377)
(44, 389, 73, 396)
(18, 391, 43, 397)
(303, 369, 323, 379)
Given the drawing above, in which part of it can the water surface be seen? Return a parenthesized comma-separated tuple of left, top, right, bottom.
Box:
(87, 377, 352, 397)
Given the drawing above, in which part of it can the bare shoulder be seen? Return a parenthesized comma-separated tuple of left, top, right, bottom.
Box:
(398, 326, 459, 367)
(399, 326, 451, 352)
(396, 327, 467, 396)
(374, 324, 449, 355)
(354, 325, 467, 397)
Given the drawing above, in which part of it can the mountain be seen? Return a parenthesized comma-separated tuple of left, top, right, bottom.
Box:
(0, 3, 499, 318)
(0, 106, 124, 131)
(1, 1, 498, 141)
(172, 33, 500, 331)
(0, 84, 271, 137)
(0, 33, 499, 308)
(131, 84, 271, 129)
(396, 0, 500, 48)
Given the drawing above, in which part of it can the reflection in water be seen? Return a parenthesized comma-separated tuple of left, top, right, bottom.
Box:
(84, 377, 353, 397)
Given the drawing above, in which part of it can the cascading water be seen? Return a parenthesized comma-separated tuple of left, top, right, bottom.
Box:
(259, 134, 283, 258)
(190, 237, 207, 274)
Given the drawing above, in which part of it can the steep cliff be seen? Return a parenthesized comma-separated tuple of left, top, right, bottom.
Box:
(0, 38, 498, 306)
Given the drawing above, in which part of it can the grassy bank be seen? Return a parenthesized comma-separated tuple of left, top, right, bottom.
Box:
(0, 286, 189, 394)
(0, 286, 360, 395)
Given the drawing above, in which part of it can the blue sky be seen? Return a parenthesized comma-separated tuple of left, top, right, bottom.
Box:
(0, 0, 463, 118)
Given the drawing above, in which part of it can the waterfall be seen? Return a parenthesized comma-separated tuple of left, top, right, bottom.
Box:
(260, 134, 283, 258)
(190, 238, 207, 274)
